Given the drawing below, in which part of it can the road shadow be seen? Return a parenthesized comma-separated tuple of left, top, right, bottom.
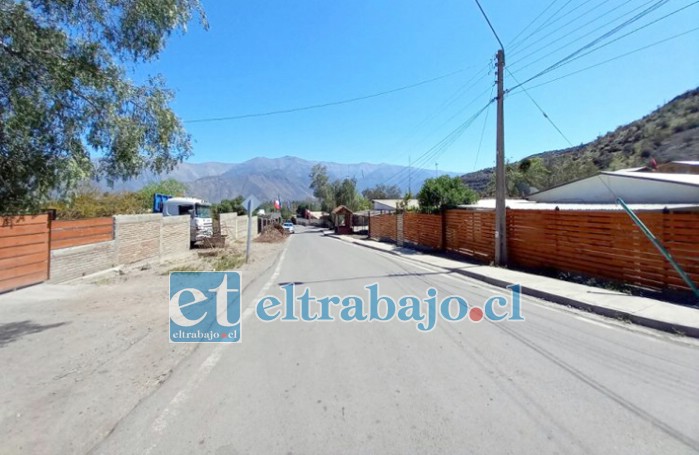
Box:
(0, 320, 68, 348)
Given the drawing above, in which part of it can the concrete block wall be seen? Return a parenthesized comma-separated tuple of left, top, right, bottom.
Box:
(49, 213, 191, 283)
(219, 213, 258, 241)
(114, 214, 163, 265)
(219, 213, 239, 240)
(49, 241, 116, 283)
(161, 215, 190, 257)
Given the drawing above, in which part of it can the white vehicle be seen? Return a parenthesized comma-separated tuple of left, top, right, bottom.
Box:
(161, 197, 213, 245)
(282, 221, 295, 234)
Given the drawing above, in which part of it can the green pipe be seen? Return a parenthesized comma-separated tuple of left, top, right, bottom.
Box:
(618, 198, 699, 299)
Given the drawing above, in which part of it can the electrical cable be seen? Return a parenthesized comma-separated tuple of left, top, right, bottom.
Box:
(506, 68, 573, 147)
(473, 85, 495, 170)
(509, 0, 638, 64)
(506, 0, 674, 93)
(507, 26, 699, 94)
(183, 68, 467, 124)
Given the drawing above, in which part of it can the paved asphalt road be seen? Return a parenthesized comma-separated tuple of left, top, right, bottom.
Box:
(93, 226, 699, 455)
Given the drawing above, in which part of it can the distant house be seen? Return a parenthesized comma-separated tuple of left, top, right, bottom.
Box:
(372, 199, 419, 212)
(527, 171, 699, 204)
(305, 210, 325, 220)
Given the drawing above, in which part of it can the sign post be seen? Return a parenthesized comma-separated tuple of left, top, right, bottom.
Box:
(243, 195, 260, 264)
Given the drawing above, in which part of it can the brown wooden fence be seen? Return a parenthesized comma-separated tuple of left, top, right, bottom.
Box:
(50, 217, 114, 250)
(368, 209, 699, 293)
(0, 215, 50, 293)
(369, 213, 397, 242)
(404, 212, 443, 250)
(507, 210, 699, 292)
(445, 210, 495, 263)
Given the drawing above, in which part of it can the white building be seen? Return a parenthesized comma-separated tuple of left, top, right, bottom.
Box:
(372, 199, 419, 212)
(527, 171, 699, 204)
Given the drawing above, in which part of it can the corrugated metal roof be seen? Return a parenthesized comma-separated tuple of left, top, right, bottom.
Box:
(458, 199, 699, 212)
(605, 171, 699, 185)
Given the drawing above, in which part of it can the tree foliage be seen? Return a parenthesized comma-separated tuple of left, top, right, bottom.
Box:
(361, 183, 402, 201)
(332, 177, 370, 212)
(45, 178, 188, 218)
(213, 196, 246, 216)
(309, 164, 372, 212)
(417, 175, 477, 213)
(0, 0, 206, 215)
(309, 164, 335, 211)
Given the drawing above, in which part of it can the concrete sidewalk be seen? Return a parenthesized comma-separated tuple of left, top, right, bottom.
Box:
(327, 233, 699, 339)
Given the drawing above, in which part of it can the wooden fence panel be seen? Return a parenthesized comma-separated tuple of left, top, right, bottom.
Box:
(507, 210, 699, 293)
(372, 207, 698, 293)
(444, 210, 495, 263)
(369, 214, 397, 242)
(404, 213, 442, 250)
(50, 217, 113, 250)
(0, 215, 50, 292)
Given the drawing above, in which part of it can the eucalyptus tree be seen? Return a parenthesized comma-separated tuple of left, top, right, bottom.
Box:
(0, 0, 206, 214)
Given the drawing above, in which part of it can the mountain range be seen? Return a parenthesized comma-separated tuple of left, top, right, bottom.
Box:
(104, 87, 699, 202)
(102, 156, 458, 202)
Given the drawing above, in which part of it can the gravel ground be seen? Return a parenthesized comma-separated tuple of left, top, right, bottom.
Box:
(0, 238, 287, 454)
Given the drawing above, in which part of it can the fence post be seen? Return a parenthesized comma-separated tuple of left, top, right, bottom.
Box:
(368, 211, 372, 239)
(396, 213, 404, 247)
(441, 210, 447, 252)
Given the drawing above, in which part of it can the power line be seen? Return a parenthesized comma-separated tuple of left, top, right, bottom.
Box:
(509, 26, 699, 93)
(474, 0, 504, 49)
(183, 68, 467, 124)
(547, 0, 699, 71)
(510, 0, 694, 75)
(384, 100, 494, 187)
(509, 0, 637, 63)
(507, 0, 561, 50)
(473, 85, 495, 170)
(506, 68, 573, 147)
(507, 0, 673, 93)
(509, 0, 577, 53)
(382, 62, 492, 163)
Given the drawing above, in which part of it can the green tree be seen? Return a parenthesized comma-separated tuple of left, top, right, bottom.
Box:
(134, 179, 188, 210)
(213, 196, 246, 215)
(309, 164, 334, 211)
(417, 175, 477, 213)
(331, 177, 370, 211)
(361, 184, 402, 201)
(0, 0, 207, 215)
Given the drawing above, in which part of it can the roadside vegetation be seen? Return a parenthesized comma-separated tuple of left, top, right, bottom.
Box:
(417, 175, 478, 213)
(43, 179, 188, 219)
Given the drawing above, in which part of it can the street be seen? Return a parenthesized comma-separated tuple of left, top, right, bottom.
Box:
(89, 226, 699, 455)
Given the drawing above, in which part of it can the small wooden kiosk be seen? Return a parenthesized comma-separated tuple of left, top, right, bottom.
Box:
(332, 205, 353, 235)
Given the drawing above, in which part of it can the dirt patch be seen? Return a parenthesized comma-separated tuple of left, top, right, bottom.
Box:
(0, 238, 287, 454)
(255, 224, 288, 243)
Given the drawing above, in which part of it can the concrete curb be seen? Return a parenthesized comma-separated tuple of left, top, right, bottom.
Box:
(328, 235, 699, 339)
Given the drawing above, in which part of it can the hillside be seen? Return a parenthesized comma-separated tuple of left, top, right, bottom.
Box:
(462, 87, 699, 194)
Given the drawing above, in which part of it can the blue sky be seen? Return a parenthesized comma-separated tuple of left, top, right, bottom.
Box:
(136, 0, 699, 173)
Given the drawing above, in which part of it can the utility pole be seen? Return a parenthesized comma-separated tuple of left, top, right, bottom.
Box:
(473, 0, 507, 266)
(495, 49, 507, 266)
